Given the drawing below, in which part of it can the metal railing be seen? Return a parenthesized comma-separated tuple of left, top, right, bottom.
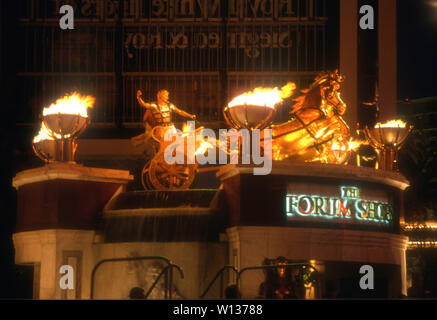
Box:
(90, 259, 320, 299)
(90, 255, 176, 299)
(144, 263, 184, 299)
(200, 263, 321, 299)
(199, 265, 238, 299)
(237, 263, 321, 299)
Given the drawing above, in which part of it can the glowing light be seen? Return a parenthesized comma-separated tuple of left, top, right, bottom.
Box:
(286, 186, 393, 225)
(43, 92, 95, 118)
(403, 223, 437, 230)
(33, 122, 54, 143)
(408, 241, 437, 248)
(374, 120, 406, 129)
(228, 82, 296, 109)
(194, 140, 215, 156)
(331, 140, 346, 151)
(348, 139, 367, 150)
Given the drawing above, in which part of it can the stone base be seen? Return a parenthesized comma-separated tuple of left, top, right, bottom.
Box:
(91, 242, 227, 299)
(12, 163, 133, 231)
(227, 226, 408, 298)
(13, 229, 95, 299)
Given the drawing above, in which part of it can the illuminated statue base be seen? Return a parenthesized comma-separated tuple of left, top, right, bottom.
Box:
(12, 161, 410, 299)
(217, 161, 410, 298)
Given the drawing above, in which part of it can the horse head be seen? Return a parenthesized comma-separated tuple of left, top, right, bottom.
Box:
(290, 70, 346, 116)
(312, 69, 346, 116)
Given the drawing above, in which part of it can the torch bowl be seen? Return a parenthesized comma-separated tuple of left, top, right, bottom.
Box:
(43, 114, 89, 139)
(32, 139, 56, 162)
(364, 125, 413, 148)
(224, 104, 274, 130)
(33, 139, 78, 163)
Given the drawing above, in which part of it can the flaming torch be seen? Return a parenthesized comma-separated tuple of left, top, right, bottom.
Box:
(364, 120, 413, 171)
(223, 82, 295, 130)
(33, 92, 96, 163)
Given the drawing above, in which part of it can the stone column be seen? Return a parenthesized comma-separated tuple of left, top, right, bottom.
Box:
(12, 163, 133, 299)
(340, 0, 358, 130)
(13, 230, 95, 299)
(378, 0, 398, 121)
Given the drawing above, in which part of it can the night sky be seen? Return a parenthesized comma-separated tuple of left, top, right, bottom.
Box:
(398, 0, 437, 99)
(0, 0, 436, 299)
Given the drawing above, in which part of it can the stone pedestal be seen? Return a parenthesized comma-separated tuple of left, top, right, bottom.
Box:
(226, 226, 408, 298)
(12, 162, 133, 231)
(12, 163, 133, 299)
(13, 230, 95, 299)
(217, 161, 410, 298)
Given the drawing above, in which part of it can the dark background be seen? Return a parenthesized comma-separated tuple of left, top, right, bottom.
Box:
(398, 0, 437, 99)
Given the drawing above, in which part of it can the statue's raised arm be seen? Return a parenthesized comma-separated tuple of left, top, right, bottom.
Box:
(137, 90, 153, 109)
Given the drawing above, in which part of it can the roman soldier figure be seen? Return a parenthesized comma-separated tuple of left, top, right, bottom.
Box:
(132, 89, 196, 152)
(137, 89, 196, 130)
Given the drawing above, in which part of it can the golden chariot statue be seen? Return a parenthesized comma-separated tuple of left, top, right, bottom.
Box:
(133, 70, 358, 191)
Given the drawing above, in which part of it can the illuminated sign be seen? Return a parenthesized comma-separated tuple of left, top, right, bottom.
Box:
(286, 186, 393, 226)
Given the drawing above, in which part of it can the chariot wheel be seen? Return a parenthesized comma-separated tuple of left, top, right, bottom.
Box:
(141, 160, 156, 190)
(148, 157, 197, 190)
(142, 154, 197, 190)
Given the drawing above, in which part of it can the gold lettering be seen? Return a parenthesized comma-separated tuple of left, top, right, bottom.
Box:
(259, 32, 271, 48)
(106, 0, 117, 18)
(272, 32, 279, 48)
(246, 32, 259, 45)
(279, 0, 293, 15)
(168, 32, 188, 49)
(279, 32, 292, 48)
(149, 33, 163, 49)
(248, 0, 262, 16)
(209, 32, 220, 48)
(260, 0, 273, 15)
(246, 47, 260, 58)
(132, 33, 146, 49)
(194, 32, 208, 49)
(210, 0, 220, 17)
(125, 33, 134, 59)
(228, 33, 237, 48)
(229, 0, 238, 16)
(152, 0, 166, 16)
(245, 32, 260, 58)
(127, 0, 137, 18)
(81, 0, 93, 16)
(178, 0, 195, 16)
(196, 0, 207, 19)
(238, 32, 246, 47)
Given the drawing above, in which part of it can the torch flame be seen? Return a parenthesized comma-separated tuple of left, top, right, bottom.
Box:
(331, 140, 346, 151)
(33, 122, 54, 143)
(228, 82, 296, 109)
(331, 138, 367, 152)
(348, 139, 366, 151)
(375, 119, 406, 128)
(195, 140, 215, 156)
(43, 92, 96, 118)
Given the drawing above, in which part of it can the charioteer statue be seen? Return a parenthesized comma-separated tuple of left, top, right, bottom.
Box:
(132, 89, 196, 152)
(132, 89, 200, 190)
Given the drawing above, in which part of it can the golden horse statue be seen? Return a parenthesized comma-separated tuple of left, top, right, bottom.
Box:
(268, 70, 351, 164)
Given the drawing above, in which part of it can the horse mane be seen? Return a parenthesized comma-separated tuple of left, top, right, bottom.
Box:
(289, 70, 343, 114)
(289, 86, 323, 114)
